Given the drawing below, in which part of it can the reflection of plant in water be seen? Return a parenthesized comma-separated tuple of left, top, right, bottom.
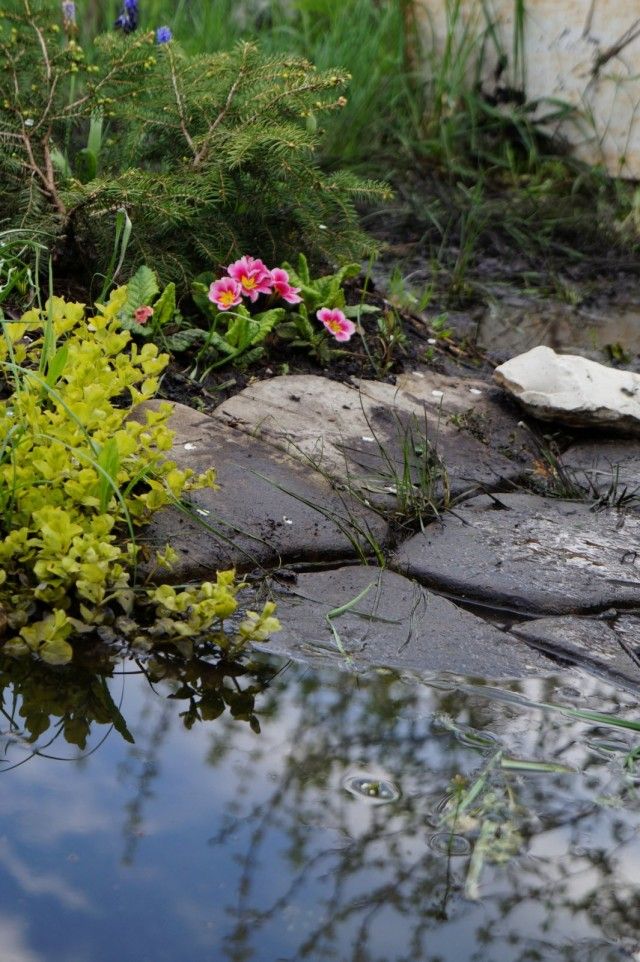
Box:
(147, 651, 273, 734)
(435, 713, 574, 899)
(0, 652, 133, 755)
(0, 649, 276, 769)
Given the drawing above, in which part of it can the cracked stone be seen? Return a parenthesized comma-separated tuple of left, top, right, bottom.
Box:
(139, 402, 388, 581)
(214, 374, 524, 507)
(257, 566, 555, 679)
(371, 369, 535, 465)
(392, 492, 640, 616)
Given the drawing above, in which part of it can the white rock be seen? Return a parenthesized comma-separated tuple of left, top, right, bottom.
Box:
(494, 346, 640, 434)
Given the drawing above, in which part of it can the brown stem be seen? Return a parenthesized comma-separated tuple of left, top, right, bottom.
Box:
(42, 132, 66, 215)
(19, 127, 66, 216)
(167, 44, 196, 157)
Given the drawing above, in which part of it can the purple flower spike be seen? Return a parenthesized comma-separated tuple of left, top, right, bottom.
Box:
(156, 25, 172, 43)
(115, 0, 138, 33)
(61, 1, 76, 25)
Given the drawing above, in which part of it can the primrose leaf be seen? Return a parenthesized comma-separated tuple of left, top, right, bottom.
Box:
(296, 253, 311, 285)
(153, 282, 176, 327)
(343, 304, 380, 318)
(253, 308, 285, 343)
(124, 266, 159, 313)
(164, 328, 207, 352)
(191, 280, 217, 320)
(224, 314, 251, 350)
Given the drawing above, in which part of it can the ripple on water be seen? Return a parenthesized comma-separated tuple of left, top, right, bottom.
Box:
(428, 832, 472, 856)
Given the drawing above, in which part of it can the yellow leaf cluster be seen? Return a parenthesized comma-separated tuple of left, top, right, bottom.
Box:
(0, 287, 275, 664)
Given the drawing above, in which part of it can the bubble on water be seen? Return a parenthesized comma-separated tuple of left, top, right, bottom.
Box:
(342, 768, 401, 805)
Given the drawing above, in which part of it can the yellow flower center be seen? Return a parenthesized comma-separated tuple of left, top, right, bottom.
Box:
(241, 276, 256, 290)
(220, 290, 236, 306)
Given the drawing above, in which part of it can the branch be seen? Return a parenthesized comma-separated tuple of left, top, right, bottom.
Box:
(192, 45, 251, 169)
(167, 44, 196, 157)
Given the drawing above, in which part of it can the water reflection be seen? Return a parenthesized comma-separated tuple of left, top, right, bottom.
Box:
(1, 650, 640, 962)
(0, 649, 275, 765)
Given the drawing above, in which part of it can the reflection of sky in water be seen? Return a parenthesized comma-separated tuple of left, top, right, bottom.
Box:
(1, 659, 640, 962)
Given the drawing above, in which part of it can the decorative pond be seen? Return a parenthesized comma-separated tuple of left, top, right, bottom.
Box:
(3, 650, 640, 962)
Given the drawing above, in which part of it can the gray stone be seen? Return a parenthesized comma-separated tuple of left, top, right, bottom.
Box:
(139, 403, 388, 581)
(392, 492, 640, 615)
(214, 374, 524, 507)
(558, 440, 640, 500)
(257, 566, 555, 679)
(494, 345, 640, 434)
(513, 614, 640, 693)
(367, 369, 535, 464)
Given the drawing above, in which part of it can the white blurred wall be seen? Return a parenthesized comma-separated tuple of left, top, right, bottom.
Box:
(414, 0, 640, 176)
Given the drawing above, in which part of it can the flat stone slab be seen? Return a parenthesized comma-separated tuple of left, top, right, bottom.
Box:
(513, 615, 640, 693)
(495, 345, 640, 435)
(214, 374, 524, 506)
(257, 566, 555, 679)
(558, 440, 640, 500)
(139, 403, 388, 581)
(374, 369, 535, 465)
(392, 492, 640, 616)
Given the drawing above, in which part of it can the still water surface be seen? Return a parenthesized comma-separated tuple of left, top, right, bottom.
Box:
(2, 652, 640, 962)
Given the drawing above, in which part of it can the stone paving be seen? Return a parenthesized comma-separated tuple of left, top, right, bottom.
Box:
(147, 366, 640, 688)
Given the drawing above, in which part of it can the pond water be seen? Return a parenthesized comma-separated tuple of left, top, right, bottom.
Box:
(2, 651, 640, 962)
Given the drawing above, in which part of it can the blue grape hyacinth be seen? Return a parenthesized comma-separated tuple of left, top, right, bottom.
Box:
(115, 0, 138, 33)
(155, 25, 172, 43)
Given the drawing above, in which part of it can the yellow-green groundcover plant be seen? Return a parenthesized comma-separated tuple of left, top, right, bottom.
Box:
(0, 285, 279, 664)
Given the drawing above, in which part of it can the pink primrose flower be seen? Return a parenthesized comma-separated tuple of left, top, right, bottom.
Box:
(270, 267, 302, 305)
(209, 276, 243, 311)
(316, 307, 356, 343)
(133, 305, 154, 324)
(228, 255, 273, 302)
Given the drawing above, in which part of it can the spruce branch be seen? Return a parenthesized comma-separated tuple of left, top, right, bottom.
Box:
(192, 42, 251, 170)
(166, 42, 196, 157)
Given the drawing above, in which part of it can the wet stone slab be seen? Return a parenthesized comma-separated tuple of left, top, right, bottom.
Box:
(214, 374, 525, 506)
(558, 440, 640, 500)
(513, 615, 640, 693)
(257, 566, 555, 679)
(370, 369, 536, 466)
(392, 492, 640, 616)
(139, 403, 388, 581)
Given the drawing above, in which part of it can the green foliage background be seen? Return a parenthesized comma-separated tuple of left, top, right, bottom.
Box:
(0, 0, 390, 287)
